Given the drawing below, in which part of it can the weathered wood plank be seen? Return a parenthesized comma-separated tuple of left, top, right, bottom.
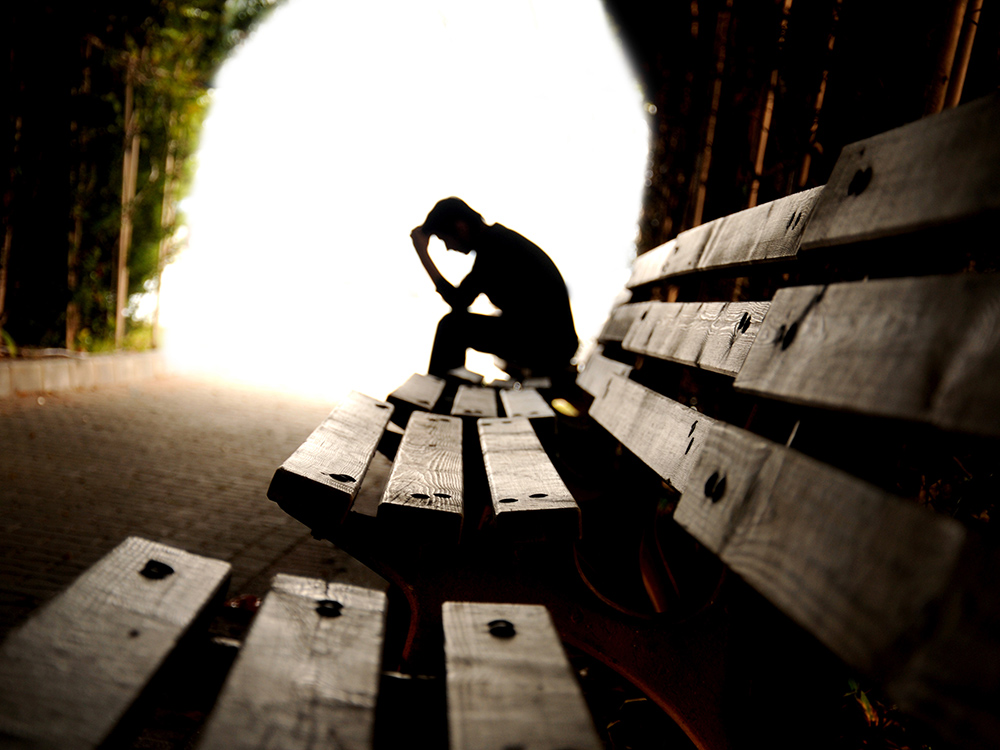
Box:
(622, 300, 770, 377)
(627, 239, 677, 289)
(386, 373, 445, 411)
(576, 346, 633, 397)
(268, 391, 394, 533)
(673, 422, 1000, 745)
(597, 301, 654, 344)
(801, 93, 1000, 250)
(498, 388, 555, 420)
(197, 576, 387, 750)
(478, 417, 580, 541)
(443, 602, 602, 750)
(734, 274, 1000, 436)
(451, 385, 498, 419)
(589, 374, 713, 493)
(386, 373, 446, 424)
(698, 185, 825, 269)
(626, 188, 823, 287)
(0, 537, 231, 750)
(378, 411, 464, 540)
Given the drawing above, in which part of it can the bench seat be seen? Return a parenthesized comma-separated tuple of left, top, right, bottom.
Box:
(0, 537, 604, 750)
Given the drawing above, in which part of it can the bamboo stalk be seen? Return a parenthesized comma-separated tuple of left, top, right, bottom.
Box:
(67, 39, 93, 350)
(115, 55, 140, 349)
(691, 0, 733, 227)
(152, 111, 177, 349)
(748, 0, 794, 208)
(944, 0, 984, 109)
(798, 0, 842, 189)
(924, 0, 969, 115)
(0, 224, 11, 330)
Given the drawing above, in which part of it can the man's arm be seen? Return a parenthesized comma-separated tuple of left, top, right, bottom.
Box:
(410, 228, 474, 309)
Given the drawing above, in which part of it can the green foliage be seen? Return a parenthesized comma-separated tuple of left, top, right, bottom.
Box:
(0, 327, 16, 356)
(1, 0, 282, 350)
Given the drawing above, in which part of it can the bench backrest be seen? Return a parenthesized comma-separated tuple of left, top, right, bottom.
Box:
(580, 93, 1000, 749)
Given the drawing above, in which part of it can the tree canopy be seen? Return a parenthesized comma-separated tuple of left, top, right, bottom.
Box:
(1, 0, 279, 352)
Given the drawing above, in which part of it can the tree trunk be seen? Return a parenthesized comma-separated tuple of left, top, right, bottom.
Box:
(115, 55, 140, 349)
(944, 0, 984, 109)
(748, 0, 794, 208)
(690, 0, 733, 227)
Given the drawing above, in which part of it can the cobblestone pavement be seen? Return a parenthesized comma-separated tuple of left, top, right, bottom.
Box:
(0, 374, 387, 641)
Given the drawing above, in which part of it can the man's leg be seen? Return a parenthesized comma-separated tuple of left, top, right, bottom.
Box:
(428, 312, 506, 377)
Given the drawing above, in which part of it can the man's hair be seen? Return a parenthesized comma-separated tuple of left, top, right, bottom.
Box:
(421, 197, 484, 236)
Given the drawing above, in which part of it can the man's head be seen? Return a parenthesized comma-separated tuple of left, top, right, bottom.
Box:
(421, 197, 484, 254)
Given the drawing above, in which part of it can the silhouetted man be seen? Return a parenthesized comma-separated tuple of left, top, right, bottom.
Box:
(411, 197, 578, 381)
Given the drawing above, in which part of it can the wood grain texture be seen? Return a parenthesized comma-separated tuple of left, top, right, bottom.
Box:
(674, 421, 972, 696)
(697, 185, 824, 269)
(596, 302, 654, 344)
(734, 274, 1000, 436)
(801, 93, 1000, 250)
(498, 388, 555, 419)
(626, 187, 823, 287)
(443, 602, 602, 750)
(197, 575, 387, 750)
(451, 385, 498, 418)
(478, 418, 580, 541)
(627, 240, 677, 289)
(589, 374, 714, 493)
(0, 537, 230, 749)
(622, 300, 770, 376)
(387, 372, 446, 413)
(267, 391, 394, 531)
(378, 411, 464, 540)
(575, 346, 633, 397)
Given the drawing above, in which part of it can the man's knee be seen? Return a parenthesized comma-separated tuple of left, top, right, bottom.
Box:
(435, 310, 471, 338)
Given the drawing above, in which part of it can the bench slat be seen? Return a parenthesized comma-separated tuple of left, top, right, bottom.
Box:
(498, 387, 555, 419)
(576, 346, 633, 397)
(626, 187, 824, 287)
(451, 384, 498, 419)
(378, 412, 464, 540)
(197, 576, 387, 750)
(622, 300, 769, 376)
(479, 417, 580, 541)
(801, 93, 1000, 251)
(387, 372, 446, 418)
(734, 274, 1000, 436)
(597, 301, 654, 344)
(673, 422, 996, 729)
(268, 391, 394, 532)
(589, 374, 713, 493)
(443, 602, 602, 750)
(0, 537, 230, 749)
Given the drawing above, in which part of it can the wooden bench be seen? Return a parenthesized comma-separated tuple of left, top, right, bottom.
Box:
(264, 92, 1000, 750)
(0, 536, 603, 749)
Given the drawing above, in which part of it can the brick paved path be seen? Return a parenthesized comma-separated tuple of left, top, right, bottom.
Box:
(0, 374, 387, 641)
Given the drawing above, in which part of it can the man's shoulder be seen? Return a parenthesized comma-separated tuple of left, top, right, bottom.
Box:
(485, 223, 545, 255)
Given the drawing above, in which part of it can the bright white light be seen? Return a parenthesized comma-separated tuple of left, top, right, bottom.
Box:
(160, 0, 648, 401)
